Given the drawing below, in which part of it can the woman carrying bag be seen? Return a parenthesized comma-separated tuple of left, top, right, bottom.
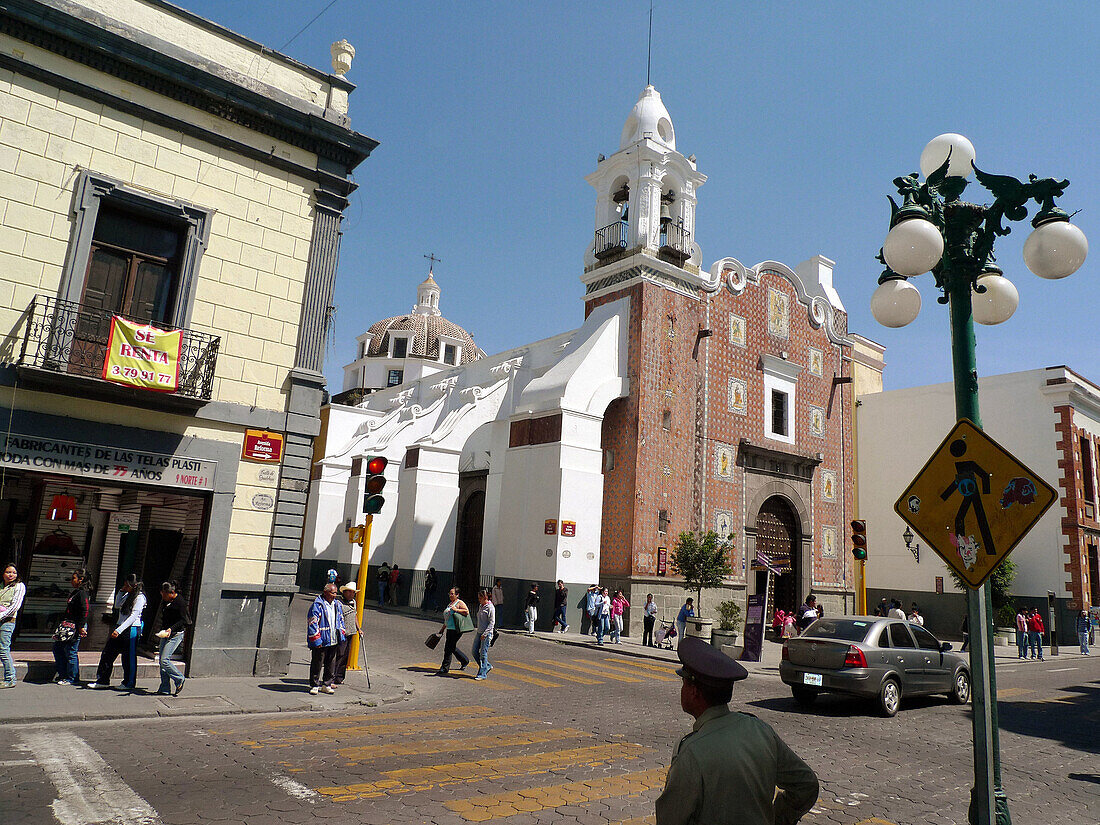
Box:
(53, 568, 89, 685)
(435, 587, 473, 675)
(91, 574, 145, 691)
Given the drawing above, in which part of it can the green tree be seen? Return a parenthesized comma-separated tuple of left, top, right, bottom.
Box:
(670, 530, 732, 617)
(947, 557, 1018, 628)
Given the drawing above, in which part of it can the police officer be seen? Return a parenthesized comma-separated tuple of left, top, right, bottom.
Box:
(655, 636, 819, 825)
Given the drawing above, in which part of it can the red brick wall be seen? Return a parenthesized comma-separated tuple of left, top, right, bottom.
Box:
(1052, 404, 1091, 607)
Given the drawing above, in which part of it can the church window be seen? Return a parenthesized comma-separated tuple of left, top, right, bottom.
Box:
(604, 449, 615, 472)
(387, 369, 403, 387)
(658, 509, 669, 535)
(392, 336, 408, 359)
(359, 340, 366, 359)
(662, 410, 672, 430)
(770, 390, 789, 438)
(444, 344, 458, 365)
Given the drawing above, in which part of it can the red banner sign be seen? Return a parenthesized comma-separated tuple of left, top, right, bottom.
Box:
(657, 547, 667, 576)
(242, 430, 284, 462)
(561, 520, 576, 537)
(544, 519, 557, 535)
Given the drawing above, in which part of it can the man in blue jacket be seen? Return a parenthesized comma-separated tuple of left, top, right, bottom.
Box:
(307, 583, 346, 695)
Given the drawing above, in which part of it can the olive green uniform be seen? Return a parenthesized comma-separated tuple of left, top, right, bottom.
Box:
(655, 704, 819, 825)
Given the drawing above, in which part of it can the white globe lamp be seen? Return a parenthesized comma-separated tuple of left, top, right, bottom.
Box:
(1023, 219, 1088, 280)
(920, 133, 976, 180)
(883, 217, 944, 277)
(971, 271, 1019, 325)
(871, 278, 922, 328)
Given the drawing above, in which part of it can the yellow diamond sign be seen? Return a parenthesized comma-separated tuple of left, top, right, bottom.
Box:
(894, 419, 1057, 589)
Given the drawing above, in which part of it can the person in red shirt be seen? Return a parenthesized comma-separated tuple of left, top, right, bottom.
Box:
(1026, 608, 1045, 660)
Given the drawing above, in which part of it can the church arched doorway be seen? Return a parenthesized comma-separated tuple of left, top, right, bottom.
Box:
(754, 496, 801, 617)
(453, 488, 485, 606)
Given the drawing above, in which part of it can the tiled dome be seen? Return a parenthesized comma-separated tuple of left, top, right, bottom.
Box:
(365, 313, 481, 364)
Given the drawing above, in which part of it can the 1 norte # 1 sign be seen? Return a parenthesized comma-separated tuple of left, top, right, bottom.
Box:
(0, 434, 217, 491)
(894, 419, 1056, 588)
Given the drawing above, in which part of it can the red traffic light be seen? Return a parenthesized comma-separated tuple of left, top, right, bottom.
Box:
(364, 455, 388, 515)
(366, 456, 388, 475)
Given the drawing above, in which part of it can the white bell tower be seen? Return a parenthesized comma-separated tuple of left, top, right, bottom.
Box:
(582, 85, 707, 299)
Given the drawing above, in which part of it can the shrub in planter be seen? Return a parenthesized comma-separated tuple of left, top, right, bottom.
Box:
(717, 600, 742, 632)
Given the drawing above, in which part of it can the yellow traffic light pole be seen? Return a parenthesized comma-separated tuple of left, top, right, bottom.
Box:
(346, 515, 373, 670)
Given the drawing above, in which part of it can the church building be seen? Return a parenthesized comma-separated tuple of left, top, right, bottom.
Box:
(302, 86, 877, 632)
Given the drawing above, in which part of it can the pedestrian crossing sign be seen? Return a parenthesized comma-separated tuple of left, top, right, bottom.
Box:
(894, 419, 1057, 589)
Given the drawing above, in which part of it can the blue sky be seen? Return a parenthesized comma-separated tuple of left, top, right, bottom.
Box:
(182, 1, 1099, 394)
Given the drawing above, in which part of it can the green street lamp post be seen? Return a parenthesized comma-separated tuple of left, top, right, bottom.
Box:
(871, 133, 1088, 825)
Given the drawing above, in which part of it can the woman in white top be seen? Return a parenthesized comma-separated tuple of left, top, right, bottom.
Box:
(92, 574, 146, 691)
(0, 563, 27, 688)
(642, 594, 658, 647)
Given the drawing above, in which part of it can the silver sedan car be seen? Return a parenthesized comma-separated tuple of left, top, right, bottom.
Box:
(778, 616, 970, 717)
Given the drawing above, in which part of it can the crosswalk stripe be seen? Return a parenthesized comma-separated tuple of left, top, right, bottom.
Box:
(337, 726, 592, 762)
(538, 659, 643, 682)
(603, 657, 679, 675)
(995, 687, 1033, 699)
(573, 657, 678, 681)
(482, 665, 562, 688)
(443, 767, 667, 821)
(406, 663, 517, 689)
(238, 715, 534, 748)
(496, 660, 604, 684)
(317, 743, 647, 801)
(259, 705, 494, 729)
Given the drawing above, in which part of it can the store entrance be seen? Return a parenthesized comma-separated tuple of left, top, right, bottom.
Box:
(1, 471, 207, 656)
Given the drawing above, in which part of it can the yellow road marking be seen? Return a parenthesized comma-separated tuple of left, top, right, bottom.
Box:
(317, 743, 647, 801)
(259, 705, 493, 729)
(853, 819, 899, 825)
(443, 767, 667, 821)
(496, 660, 604, 684)
(406, 664, 518, 689)
(483, 665, 562, 688)
(995, 688, 1034, 699)
(573, 658, 678, 681)
(239, 714, 534, 748)
(603, 657, 679, 675)
(539, 659, 643, 682)
(336, 726, 591, 762)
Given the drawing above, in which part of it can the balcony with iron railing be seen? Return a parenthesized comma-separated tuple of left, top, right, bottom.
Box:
(593, 220, 629, 260)
(17, 295, 220, 407)
(659, 221, 691, 266)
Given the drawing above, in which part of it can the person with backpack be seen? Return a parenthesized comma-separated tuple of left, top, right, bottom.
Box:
(377, 563, 390, 605)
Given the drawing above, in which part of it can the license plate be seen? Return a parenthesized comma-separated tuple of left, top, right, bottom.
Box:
(803, 673, 823, 687)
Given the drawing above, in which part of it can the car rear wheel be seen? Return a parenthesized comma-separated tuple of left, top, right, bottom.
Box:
(950, 669, 971, 704)
(791, 686, 818, 707)
(878, 678, 901, 717)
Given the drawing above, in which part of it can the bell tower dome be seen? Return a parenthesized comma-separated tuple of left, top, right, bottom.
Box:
(582, 85, 707, 301)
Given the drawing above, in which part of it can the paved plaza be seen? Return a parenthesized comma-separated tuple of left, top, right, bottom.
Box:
(5, 608, 1097, 825)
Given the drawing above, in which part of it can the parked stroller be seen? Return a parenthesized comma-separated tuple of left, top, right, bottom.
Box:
(655, 619, 677, 649)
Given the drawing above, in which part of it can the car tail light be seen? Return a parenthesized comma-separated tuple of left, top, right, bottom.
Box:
(842, 645, 867, 668)
(781, 643, 789, 661)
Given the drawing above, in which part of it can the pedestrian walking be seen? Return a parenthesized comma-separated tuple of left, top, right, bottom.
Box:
(154, 581, 191, 696)
(52, 568, 89, 686)
(423, 567, 438, 612)
(436, 588, 472, 675)
(1015, 607, 1028, 660)
(1027, 608, 1045, 660)
(491, 580, 504, 641)
(782, 612, 797, 640)
(1076, 610, 1091, 655)
(333, 583, 360, 685)
(675, 598, 695, 647)
(960, 613, 969, 652)
(796, 595, 821, 632)
(610, 590, 629, 643)
(524, 583, 540, 634)
(887, 599, 905, 620)
(472, 588, 496, 680)
(307, 583, 346, 694)
(552, 580, 569, 632)
(387, 564, 401, 606)
(0, 563, 26, 689)
(377, 562, 390, 605)
(874, 597, 889, 617)
(595, 587, 612, 645)
(585, 584, 601, 635)
(642, 594, 658, 646)
(91, 574, 146, 691)
(654, 636, 819, 825)
(907, 604, 924, 626)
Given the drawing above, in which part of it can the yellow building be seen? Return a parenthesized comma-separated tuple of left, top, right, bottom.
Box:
(0, 0, 374, 675)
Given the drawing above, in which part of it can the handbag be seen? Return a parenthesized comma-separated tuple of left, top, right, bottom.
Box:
(455, 611, 476, 633)
(54, 620, 76, 642)
(425, 630, 443, 650)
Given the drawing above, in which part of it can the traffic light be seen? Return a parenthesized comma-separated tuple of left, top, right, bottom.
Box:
(363, 455, 388, 515)
(851, 519, 867, 561)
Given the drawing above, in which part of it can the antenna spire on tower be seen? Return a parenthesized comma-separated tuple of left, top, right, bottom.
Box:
(647, 0, 653, 87)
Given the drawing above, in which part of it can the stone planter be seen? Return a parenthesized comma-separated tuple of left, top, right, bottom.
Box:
(686, 617, 713, 643)
(994, 627, 1016, 647)
(711, 628, 738, 650)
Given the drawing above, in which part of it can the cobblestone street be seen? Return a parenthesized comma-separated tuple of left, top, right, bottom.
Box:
(6, 609, 1098, 825)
